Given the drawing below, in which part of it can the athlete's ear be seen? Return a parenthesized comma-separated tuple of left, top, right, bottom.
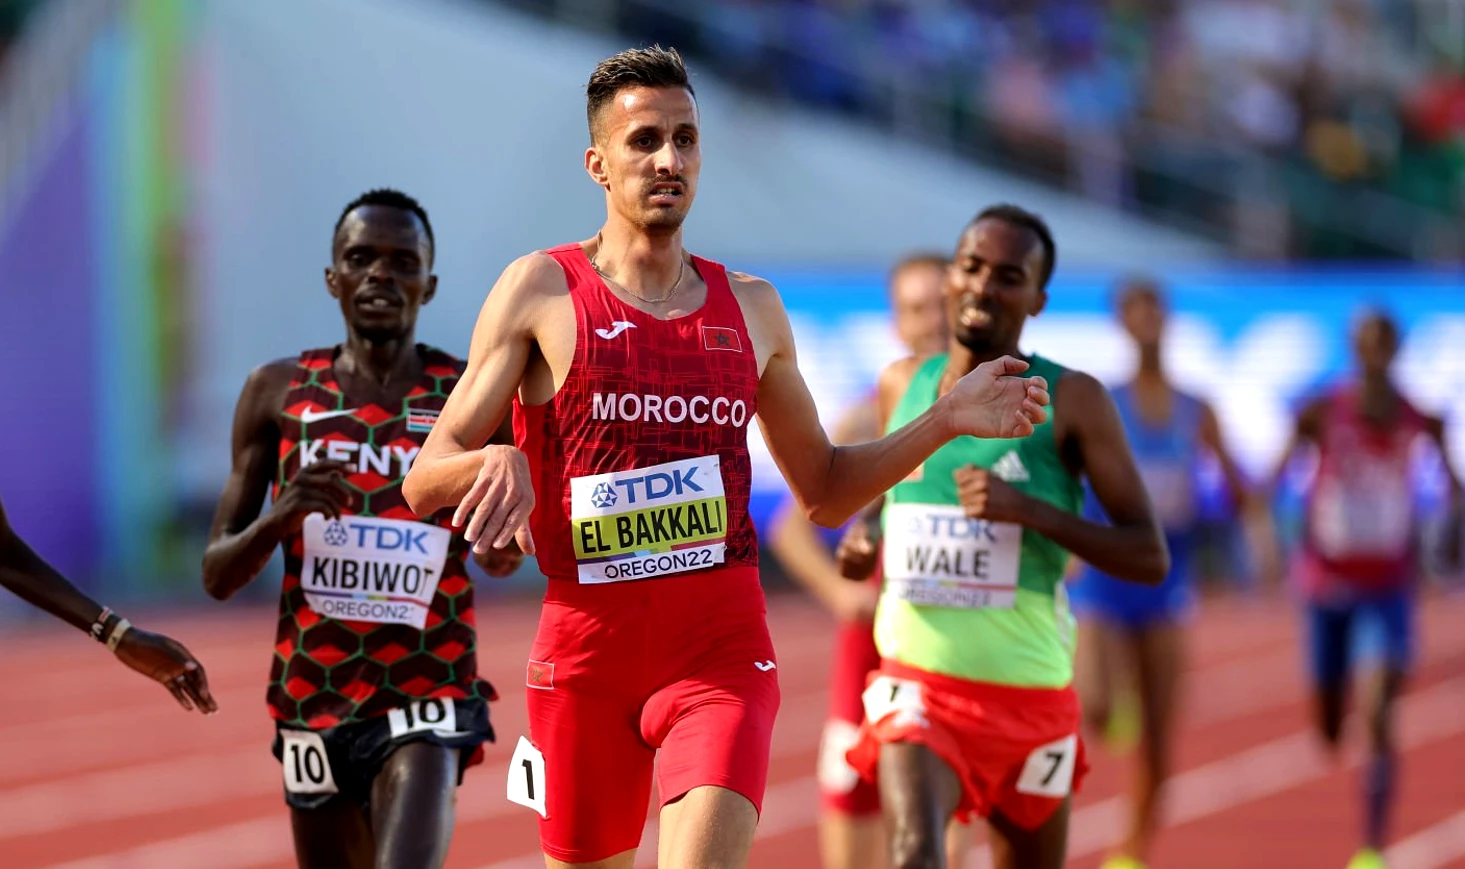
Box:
(585, 145, 610, 190)
(423, 274, 438, 306)
(1030, 286, 1049, 317)
(325, 267, 342, 300)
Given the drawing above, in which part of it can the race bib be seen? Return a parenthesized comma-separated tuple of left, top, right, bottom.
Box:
(883, 503, 1021, 609)
(1311, 464, 1413, 559)
(387, 698, 458, 739)
(301, 514, 450, 628)
(569, 455, 728, 583)
(1015, 734, 1078, 798)
(861, 675, 927, 729)
(507, 736, 548, 818)
(280, 729, 338, 796)
(1138, 460, 1196, 531)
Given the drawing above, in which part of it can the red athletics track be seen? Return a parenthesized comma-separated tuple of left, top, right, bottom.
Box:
(1, 587, 1462, 869)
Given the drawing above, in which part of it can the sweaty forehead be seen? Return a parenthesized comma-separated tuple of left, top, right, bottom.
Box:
(600, 86, 698, 135)
(334, 206, 429, 254)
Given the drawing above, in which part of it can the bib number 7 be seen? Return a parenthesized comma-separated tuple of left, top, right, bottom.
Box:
(1015, 734, 1078, 798)
(281, 730, 338, 796)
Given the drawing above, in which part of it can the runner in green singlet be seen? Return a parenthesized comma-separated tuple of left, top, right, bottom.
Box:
(838, 204, 1169, 869)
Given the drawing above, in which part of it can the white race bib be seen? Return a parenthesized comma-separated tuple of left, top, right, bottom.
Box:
(1015, 734, 1079, 798)
(883, 503, 1021, 609)
(281, 730, 338, 795)
(387, 698, 459, 739)
(861, 675, 928, 729)
(1311, 462, 1413, 559)
(1138, 461, 1196, 531)
(506, 736, 548, 818)
(569, 456, 728, 584)
(301, 514, 450, 628)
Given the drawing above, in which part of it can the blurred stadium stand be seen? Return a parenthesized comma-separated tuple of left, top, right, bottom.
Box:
(501, 0, 1465, 262)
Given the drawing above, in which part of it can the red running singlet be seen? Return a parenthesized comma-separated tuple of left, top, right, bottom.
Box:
(1301, 384, 1429, 593)
(514, 243, 761, 586)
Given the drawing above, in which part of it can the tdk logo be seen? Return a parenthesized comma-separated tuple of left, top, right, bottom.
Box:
(610, 467, 703, 505)
(591, 482, 618, 509)
(906, 514, 999, 543)
(325, 521, 433, 554)
(323, 521, 350, 546)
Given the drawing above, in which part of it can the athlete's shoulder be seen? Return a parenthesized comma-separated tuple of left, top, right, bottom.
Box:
(417, 344, 466, 376)
(241, 356, 302, 398)
(723, 269, 780, 306)
(876, 353, 939, 405)
(1051, 367, 1114, 424)
(494, 250, 572, 302)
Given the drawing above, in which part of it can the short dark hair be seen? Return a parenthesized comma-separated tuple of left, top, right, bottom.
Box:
(888, 252, 949, 292)
(1113, 273, 1163, 311)
(334, 188, 435, 262)
(586, 45, 694, 142)
(972, 204, 1056, 289)
(1355, 307, 1401, 347)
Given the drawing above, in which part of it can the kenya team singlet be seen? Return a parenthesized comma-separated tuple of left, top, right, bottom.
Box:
(513, 244, 760, 586)
(268, 346, 493, 729)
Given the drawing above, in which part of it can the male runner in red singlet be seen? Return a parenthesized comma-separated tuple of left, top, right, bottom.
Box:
(403, 47, 1049, 869)
(203, 189, 518, 869)
(1268, 310, 1462, 869)
(0, 494, 215, 712)
(767, 252, 968, 869)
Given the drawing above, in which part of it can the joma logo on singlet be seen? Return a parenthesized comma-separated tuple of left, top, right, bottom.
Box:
(591, 393, 749, 427)
(301, 440, 421, 476)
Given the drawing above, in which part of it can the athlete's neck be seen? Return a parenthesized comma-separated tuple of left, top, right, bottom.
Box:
(1131, 348, 1170, 395)
(339, 332, 420, 386)
(591, 221, 686, 298)
(1359, 370, 1397, 415)
(1135, 343, 1164, 378)
(940, 342, 1023, 395)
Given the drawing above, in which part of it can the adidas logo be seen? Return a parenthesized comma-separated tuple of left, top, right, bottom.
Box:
(992, 450, 1029, 483)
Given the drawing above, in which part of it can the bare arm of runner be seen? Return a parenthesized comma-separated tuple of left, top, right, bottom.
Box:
(743, 277, 1049, 529)
(403, 254, 558, 555)
(1266, 396, 1326, 499)
(952, 372, 1169, 584)
(1424, 414, 1464, 569)
(1, 496, 217, 713)
(1198, 399, 1281, 585)
(471, 413, 528, 577)
(202, 361, 352, 600)
(769, 401, 882, 621)
(832, 356, 927, 580)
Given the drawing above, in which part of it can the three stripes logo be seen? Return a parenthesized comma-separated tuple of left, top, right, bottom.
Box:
(991, 450, 1029, 483)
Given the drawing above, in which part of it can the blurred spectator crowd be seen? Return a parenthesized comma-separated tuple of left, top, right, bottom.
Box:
(516, 0, 1465, 260)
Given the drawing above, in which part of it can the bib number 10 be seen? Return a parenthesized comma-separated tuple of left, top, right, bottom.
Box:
(387, 697, 457, 739)
(281, 730, 338, 796)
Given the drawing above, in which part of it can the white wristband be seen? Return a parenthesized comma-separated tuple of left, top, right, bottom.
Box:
(105, 618, 132, 652)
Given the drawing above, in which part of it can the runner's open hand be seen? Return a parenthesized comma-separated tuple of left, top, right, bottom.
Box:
(945, 356, 1049, 439)
(455, 445, 536, 557)
(270, 459, 353, 533)
(114, 628, 218, 715)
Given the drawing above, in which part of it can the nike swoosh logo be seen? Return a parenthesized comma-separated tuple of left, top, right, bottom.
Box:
(595, 321, 636, 340)
(299, 407, 359, 423)
(754, 660, 777, 672)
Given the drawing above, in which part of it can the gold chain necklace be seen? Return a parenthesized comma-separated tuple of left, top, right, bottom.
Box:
(589, 232, 688, 305)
